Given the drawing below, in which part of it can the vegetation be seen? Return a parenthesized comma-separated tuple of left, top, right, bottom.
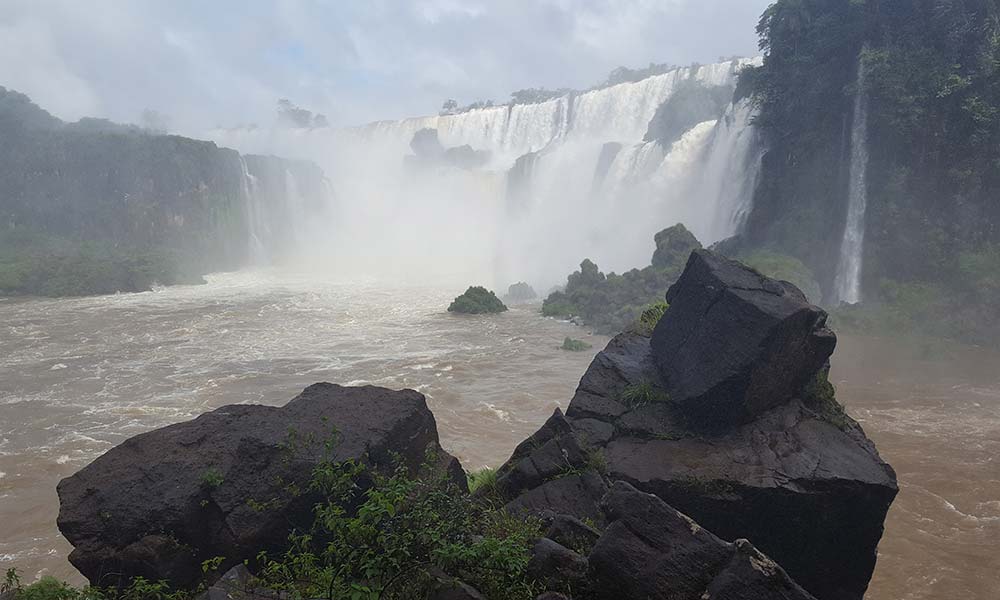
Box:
(738, 0, 1000, 345)
(199, 468, 224, 490)
(447, 286, 508, 314)
(0, 231, 204, 297)
(541, 224, 699, 334)
(504, 281, 537, 303)
(738, 250, 822, 302)
(619, 381, 670, 409)
(634, 301, 669, 336)
(3, 453, 544, 600)
(802, 370, 852, 432)
(560, 337, 592, 352)
(466, 466, 499, 497)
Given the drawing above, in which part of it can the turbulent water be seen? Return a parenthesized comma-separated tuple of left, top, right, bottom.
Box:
(208, 59, 763, 289)
(834, 58, 870, 304)
(1, 277, 998, 599)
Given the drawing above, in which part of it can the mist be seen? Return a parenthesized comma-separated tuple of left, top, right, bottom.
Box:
(1, 2, 998, 600)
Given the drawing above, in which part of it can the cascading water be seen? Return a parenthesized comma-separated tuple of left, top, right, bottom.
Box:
(239, 156, 268, 264)
(205, 58, 765, 287)
(834, 58, 870, 305)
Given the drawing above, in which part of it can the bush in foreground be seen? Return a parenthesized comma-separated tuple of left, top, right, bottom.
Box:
(3, 453, 541, 600)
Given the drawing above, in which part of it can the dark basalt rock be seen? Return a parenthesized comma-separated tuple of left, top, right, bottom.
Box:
(589, 482, 816, 600)
(651, 249, 837, 426)
(526, 538, 589, 591)
(540, 512, 602, 554)
(57, 383, 464, 590)
(495, 251, 896, 600)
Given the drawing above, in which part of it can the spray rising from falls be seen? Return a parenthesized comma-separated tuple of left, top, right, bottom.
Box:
(834, 58, 870, 305)
(208, 58, 765, 287)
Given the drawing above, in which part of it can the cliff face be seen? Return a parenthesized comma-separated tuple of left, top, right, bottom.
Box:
(736, 0, 1000, 343)
(0, 87, 329, 296)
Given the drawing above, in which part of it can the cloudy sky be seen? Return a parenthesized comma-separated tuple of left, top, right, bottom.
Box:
(0, 0, 771, 130)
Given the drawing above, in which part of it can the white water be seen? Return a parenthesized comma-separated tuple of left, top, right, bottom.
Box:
(206, 58, 764, 289)
(834, 59, 870, 304)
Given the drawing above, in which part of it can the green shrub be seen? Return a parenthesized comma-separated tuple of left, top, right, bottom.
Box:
(560, 337, 592, 352)
(199, 468, 224, 490)
(254, 454, 539, 600)
(540, 291, 577, 317)
(448, 286, 508, 314)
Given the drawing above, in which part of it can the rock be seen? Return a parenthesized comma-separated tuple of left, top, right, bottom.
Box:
(557, 328, 896, 600)
(706, 539, 817, 600)
(504, 281, 538, 303)
(194, 564, 274, 600)
(491, 250, 896, 599)
(651, 223, 702, 270)
(57, 383, 464, 589)
(540, 513, 602, 554)
(410, 127, 445, 158)
(588, 482, 815, 600)
(427, 578, 486, 600)
(651, 249, 837, 425)
(443, 144, 491, 169)
(495, 409, 586, 497)
(527, 538, 589, 591)
(535, 593, 571, 600)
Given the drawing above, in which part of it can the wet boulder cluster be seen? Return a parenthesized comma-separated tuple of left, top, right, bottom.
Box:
(58, 250, 897, 600)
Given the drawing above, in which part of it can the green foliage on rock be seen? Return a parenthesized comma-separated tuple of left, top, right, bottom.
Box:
(561, 337, 592, 352)
(619, 381, 670, 409)
(541, 225, 699, 333)
(448, 286, 508, 314)
(634, 301, 670, 336)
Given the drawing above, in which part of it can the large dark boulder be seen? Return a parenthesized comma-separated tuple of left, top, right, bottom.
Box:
(495, 251, 896, 600)
(57, 383, 464, 589)
(589, 482, 816, 600)
(651, 249, 837, 426)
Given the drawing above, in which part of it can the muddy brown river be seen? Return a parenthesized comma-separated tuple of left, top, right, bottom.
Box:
(1, 271, 997, 598)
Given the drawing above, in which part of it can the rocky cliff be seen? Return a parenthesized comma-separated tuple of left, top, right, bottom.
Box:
(0, 87, 329, 296)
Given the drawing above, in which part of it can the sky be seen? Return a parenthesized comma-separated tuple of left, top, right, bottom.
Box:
(0, 0, 772, 131)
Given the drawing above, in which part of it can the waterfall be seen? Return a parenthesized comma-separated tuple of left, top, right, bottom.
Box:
(239, 156, 267, 264)
(205, 58, 765, 286)
(834, 58, 870, 305)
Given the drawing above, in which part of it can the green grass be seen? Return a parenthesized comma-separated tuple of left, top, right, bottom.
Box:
(619, 381, 670, 409)
(634, 301, 669, 336)
(560, 337, 592, 352)
(467, 466, 499, 496)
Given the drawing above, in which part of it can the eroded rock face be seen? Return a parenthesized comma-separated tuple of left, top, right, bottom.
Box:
(57, 383, 464, 589)
(494, 250, 897, 600)
(651, 249, 837, 426)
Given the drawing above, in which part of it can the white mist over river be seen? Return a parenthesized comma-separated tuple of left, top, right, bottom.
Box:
(206, 59, 763, 290)
(1, 274, 998, 599)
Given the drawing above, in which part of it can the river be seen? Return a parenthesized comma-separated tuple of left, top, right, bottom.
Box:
(1, 272, 997, 598)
